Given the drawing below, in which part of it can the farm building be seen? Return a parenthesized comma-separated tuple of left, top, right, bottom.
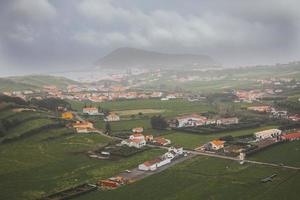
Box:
(105, 112, 120, 122)
(122, 134, 146, 148)
(254, 129, 282, 140)
(72, 121, 94, 133)
(83, 107, 99, 115)
(247, 106, 271, 112)
(216, 117, 239, 125)
(163, 147, 184, 160)
(209, 140, 225, 150)
(72, 121, 94, 129)
(121, 139, 146, 148)
(138, 158, 171, 171)
(175, 114, 207, 127)
(145, 135, 154, 142)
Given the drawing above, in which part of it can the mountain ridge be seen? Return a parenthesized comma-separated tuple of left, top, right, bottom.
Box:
(96, 47, 217, 69)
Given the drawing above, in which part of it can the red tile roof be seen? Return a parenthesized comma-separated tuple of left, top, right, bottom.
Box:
(282, 132, 300, 140)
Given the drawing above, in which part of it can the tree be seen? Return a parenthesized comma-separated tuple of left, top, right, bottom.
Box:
(150, 115, 168, 130)
(104, 122, 111, 135)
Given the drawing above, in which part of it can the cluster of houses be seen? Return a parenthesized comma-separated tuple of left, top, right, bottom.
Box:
(170, 114, 239, 128)
(234, 90, 266, 103)
(121, 128, 171, 148)
(247, 105, 299, 121)
(138, 146, 184, 171)
(199, 128, 287, 153)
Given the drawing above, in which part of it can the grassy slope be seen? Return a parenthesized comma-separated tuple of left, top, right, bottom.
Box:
(0, 108, 166, 200)
(75, 156, 300, 200)
(0, 75, 78, 92)
(249, 140, 300, 167)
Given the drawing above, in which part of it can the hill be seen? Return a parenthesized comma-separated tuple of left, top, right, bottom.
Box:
(0, 75, 78, 92)
(96, 47, 217, 69)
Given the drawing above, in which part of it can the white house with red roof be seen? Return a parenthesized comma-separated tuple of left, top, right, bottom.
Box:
(138, 158, 171, 171)
(121, 133, 146, 148)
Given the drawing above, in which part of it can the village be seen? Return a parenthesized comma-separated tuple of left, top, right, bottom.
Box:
(0, 67, 299, 200)
(51, 98, 300, 192)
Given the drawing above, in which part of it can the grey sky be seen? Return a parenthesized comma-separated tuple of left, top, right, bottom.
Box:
(0, 0, 299, 75)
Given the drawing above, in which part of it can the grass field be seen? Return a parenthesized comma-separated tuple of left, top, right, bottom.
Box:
(69, 99, 214, 118)
(0, 126, 165, 200)
(74, 156, 300, 200)
(249, 140, 300, 167)
(163, 125, 278, 149)
(115, 109, 165, 116)
(0, 108, 166, 200)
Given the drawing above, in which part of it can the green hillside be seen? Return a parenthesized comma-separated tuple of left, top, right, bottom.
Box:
(0, 75, 79, 92)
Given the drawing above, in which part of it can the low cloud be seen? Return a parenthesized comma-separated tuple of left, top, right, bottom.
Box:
(0, 0, 299, 74)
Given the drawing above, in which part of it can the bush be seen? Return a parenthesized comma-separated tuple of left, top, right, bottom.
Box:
(150, 115, 168, 130)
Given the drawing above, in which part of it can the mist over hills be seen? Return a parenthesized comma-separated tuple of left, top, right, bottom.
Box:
(96, 47, 217, 69)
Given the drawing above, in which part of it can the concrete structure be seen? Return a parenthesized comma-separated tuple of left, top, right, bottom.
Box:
(254, 129, 282, 140)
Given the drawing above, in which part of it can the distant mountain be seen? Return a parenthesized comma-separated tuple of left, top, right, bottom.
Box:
(96, 47, 217, 69)
(0, 75, 78, 92)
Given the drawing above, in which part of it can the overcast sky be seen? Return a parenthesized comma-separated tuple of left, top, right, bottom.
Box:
(0, 0, 300, 75)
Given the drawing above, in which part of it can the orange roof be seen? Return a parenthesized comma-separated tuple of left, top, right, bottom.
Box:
(211, 140, 225, 146)
(282, 132, 300, 140)
(154, 137, 169, 144)
(143, 159, 161, 167)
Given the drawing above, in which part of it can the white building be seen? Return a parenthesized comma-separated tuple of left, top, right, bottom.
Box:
(176, 114, 207, 127)
(254, 129, 282, 140)
(138, 158, 171, 171)
(121, 139, 146, 148)
(121, 133, 146, 148)
(216, 117, 239, 125)
(105, 112, 120, 122)
(83, 107, 99, 115)
(163, 147, 183, 160)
